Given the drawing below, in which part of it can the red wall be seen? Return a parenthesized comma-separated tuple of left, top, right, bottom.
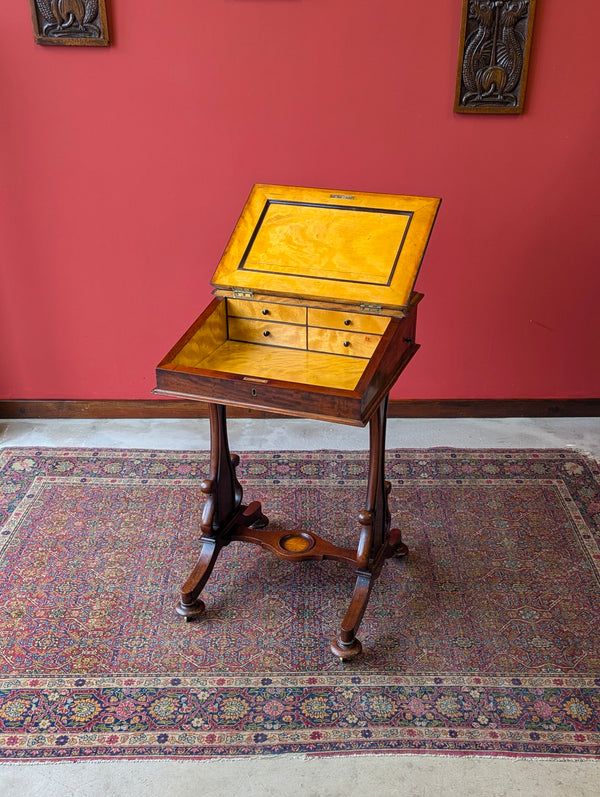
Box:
(2, 2, 599, 401)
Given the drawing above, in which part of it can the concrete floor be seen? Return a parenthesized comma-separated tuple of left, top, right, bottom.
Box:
(1, 416, 599, 459)
(0, 417, 599, 796)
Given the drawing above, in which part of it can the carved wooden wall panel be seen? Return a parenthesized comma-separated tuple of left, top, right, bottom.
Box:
(454, 0, 536, 113)
(30, 0, 110, 47)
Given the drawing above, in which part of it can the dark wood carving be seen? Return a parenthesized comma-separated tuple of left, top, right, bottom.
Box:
(454, 0, 536, 113)
(30, 0, 110, 47)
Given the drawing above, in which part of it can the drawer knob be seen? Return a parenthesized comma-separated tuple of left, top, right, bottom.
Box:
(263, 330, 270, 337)
(344, 319, 352, 326)
(343, 340, 350, 347)
(262, 308, 269, 315)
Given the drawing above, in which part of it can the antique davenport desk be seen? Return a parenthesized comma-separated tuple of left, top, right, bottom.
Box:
(155, 184, 440, 660)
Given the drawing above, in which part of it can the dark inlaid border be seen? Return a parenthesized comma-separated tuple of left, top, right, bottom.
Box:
(238, 200, 413, 287)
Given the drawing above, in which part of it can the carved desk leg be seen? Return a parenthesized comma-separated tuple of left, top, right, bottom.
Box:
(331, 397, 408, 661)
(176, 403, 268, 620)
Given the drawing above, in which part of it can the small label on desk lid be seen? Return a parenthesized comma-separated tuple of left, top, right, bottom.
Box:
(212, 184, 441, 314)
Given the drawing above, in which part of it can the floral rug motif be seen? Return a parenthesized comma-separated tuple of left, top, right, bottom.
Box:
(0, 447, 599, 760)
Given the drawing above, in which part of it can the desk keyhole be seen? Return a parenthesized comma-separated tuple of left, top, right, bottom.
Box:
(251, 388, 257, 396)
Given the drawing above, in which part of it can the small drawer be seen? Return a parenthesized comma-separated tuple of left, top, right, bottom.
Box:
(307, 308, 390, 335)
(228, 317, 306, 349)
(308, 327, 381, 358)
(227, 298, 306, 324)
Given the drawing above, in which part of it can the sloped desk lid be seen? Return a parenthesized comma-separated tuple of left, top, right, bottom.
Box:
(211, 184, 441, 313)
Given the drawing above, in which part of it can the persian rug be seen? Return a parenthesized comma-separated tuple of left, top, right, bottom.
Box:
(0, 447, 599, 761)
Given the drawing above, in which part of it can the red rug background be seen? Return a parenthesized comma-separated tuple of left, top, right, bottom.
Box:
(0, 448, 599, 759)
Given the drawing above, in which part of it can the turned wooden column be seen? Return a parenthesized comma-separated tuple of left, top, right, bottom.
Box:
(175, 403, 267, 619)
(331, 397, 408, 660)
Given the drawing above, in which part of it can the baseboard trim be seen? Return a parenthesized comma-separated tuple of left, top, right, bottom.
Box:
(1, 399, 599, 420)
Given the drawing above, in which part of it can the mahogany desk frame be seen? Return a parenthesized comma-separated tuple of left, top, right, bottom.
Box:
(156, 183, 440, 660)
(166, 352, 418, 661)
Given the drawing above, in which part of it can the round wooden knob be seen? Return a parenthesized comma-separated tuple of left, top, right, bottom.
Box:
(358, 510, 373, 526)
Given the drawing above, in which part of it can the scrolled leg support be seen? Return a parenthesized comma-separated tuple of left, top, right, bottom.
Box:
(330, 571, 373, 661)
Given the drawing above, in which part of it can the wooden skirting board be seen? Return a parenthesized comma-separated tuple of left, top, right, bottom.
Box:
(1, 399, 599, 419)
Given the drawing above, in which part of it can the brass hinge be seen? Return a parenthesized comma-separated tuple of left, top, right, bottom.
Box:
(232, 288, 254, 299)
(360, 302, 382, 314)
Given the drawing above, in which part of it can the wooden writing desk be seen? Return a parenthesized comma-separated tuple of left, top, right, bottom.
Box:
(155, 185, 440, 659)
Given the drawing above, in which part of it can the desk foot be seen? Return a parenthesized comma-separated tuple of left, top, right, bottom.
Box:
(387, 528, 409, 558)
(330, 636, 362, 661)
(242, 501, 269, 530)
(175, 598, 206, 620)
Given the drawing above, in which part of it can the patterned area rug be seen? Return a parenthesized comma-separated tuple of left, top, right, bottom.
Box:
(0, 447, 599, 760)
